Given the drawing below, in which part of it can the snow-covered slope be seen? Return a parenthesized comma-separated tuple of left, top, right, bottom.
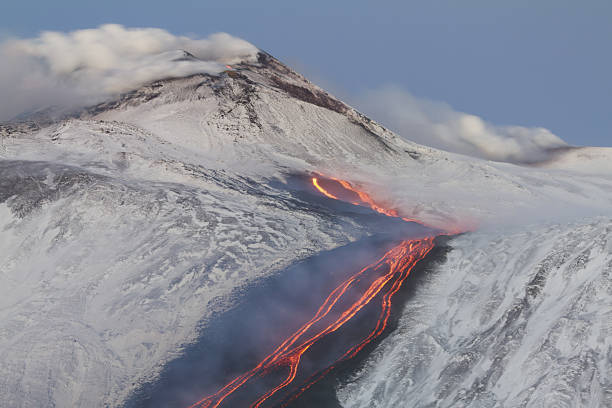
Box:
(538, 147, 612, 175)
(0, 160, 368, 407)
(3, 52, 610, 229)
(0, 52, 610, 407)
(338, 218, 612, 407)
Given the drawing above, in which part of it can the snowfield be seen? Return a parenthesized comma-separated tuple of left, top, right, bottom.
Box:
(0, 52, 610, 407)
(338, 218, 612, 408)
(539, 147, 612, 175)
(0, 160, 366, 407)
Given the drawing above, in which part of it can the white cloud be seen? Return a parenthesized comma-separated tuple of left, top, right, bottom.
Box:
(353, 86, 567, 163)
(0, 26, 567, 165)
(0, 24, 258, 120)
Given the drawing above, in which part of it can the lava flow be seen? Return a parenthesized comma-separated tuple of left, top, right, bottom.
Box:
(312, 176, 419, 223)
(187, 176, 440, 408)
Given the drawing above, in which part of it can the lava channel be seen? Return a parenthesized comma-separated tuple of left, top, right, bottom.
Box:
(312, 175, 419, 223)
(187, 176, 440, 408)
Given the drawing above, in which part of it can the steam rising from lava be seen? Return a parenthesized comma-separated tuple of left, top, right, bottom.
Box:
(312, 176, 419, 223)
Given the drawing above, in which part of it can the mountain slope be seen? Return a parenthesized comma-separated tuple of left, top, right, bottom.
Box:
(3, 52, 611, 228)
(0, 159, 369, 407)
(538, 146, 612, 175)
(338, 218, 612, 408)
(0, 52, 611, 407)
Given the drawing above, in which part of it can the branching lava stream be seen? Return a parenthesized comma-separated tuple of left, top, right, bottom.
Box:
(188, 176, 445, 408)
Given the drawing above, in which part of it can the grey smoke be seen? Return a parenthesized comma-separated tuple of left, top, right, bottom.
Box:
(0, 24, 258, 120)
(353, 86, 568, 163)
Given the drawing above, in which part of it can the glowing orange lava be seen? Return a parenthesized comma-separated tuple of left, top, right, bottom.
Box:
(312, 176, 420, 224)
(312, 177, 339, 200)
(187, 176, 442, 408)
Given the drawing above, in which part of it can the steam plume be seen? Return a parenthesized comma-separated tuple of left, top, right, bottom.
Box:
(354, 86, 568, 163)
(0, 24, 258, 120)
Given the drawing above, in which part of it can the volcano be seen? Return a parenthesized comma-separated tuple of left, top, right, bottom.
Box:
(0, 49, 611, 408)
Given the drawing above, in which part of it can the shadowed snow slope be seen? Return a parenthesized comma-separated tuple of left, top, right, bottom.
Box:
(338, 218, 612, 408)
(0, 51, 611, 407)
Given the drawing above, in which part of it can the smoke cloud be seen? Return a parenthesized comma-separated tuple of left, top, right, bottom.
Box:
(1, 25, 567, 165)
(354, 86, 568, 163)
(0, 24, 258, 120)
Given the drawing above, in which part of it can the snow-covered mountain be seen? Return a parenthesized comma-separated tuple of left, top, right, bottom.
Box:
(339, 218, 612, 408)
(1, 51, 610, 407)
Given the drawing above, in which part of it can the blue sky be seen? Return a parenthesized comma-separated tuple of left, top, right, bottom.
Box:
(2, 0, 610, 147)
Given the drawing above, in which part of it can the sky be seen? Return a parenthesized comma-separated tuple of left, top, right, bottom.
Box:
(1, 0, 610, 147)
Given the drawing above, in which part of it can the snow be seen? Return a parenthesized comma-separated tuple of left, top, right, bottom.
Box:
(0, 160, 365, 406)
(538, 147, 612, 175)
(338, 218, 612, 408)
(0, 53, 610, 407)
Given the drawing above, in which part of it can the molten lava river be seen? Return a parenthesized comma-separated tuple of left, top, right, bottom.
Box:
(188, 176, 447, 408)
